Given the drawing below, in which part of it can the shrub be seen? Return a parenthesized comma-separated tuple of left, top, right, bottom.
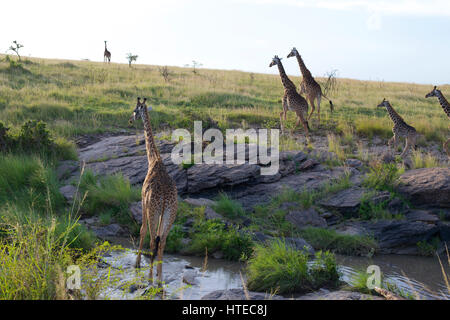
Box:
(18, 120, 54, 153)
(299, 227, 378, 256)
(213, 193, 245, 220)
(363, 163, 403, 192)
(246, 239, 340, 294)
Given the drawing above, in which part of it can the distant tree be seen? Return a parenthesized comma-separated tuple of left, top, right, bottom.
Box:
(8, 40, 24, 61)
(126, 53, 138, 67)
(184, 60, 202, 74)
(158, 66, 171, 82)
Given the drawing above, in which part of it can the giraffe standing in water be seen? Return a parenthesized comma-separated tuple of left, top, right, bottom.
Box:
(269, 55, 310, 140)
(130, 97, 178, 285)
(287, 47, 333, 124)
(377, 98, 417, 158)
(104, 41, 111, 63)
(425, 86, 450, 156)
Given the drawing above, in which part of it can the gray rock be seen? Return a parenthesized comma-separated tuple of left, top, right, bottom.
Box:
(438, 221, 450, 245)
(380, 151, 395, 164)
(397, 168, 450, 208)
(184, 197, 217, 207)
(182, 269, 199, 285)
(296, 289, 383, 300)
(212, 251, 224, 259)
(360, 220, 439, 255)
(345, 158, 363, 168)
(284, 237, 315, 255)
(405, 210, 439, 223)
(297, 158, 319, 171)
(59, 185, 78, 202)
(130, 201, 142, 224)
(319, 188, 389, 217)
(285, 208, 327, 229)
(187, 163, 260, 193)
(201, 289, 285, 300)
(204, 207, 225, 221)
(90, 223, 125, 240)
(56, 160, 79, 181)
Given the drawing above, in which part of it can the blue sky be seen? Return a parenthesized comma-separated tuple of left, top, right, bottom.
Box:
(1, 0, 449, 84)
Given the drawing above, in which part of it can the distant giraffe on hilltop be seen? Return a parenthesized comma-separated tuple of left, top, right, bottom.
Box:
(104, 41, 111, 63)
(287, 47, 333, 124)
(425, 86, 450, 156)
(269, 55, 310, 141)
(377, 98, 417, 158)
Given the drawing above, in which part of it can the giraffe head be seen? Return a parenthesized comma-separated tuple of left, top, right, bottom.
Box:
(287, 47, 298, 58)
(425, 86, 440, 98)
(377, 98, 389, 108)
(129, 97, 151, 124)
(269, 55, 282, 67)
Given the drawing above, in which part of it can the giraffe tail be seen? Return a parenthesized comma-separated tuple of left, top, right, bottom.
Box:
(321, 94, 334, 112)
(152, 236, 161, 262)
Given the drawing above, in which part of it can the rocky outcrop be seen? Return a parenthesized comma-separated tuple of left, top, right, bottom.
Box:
(319, 187, 390, 217)
(296, 289, 383, 300)
(285, 208, 327, 229)
(336, 220, 439, 255)
(397, 168, 450, 208)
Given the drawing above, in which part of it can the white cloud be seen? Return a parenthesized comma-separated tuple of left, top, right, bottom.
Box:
(367, 12, 382, 30)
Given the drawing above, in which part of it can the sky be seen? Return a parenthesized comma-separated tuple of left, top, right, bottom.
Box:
(1, 0, 449, 84)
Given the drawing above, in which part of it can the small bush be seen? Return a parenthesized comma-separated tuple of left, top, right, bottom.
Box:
(363, 163, 403, 192)
(213, 193, 245, 220)
(246, 239, 340, 294)
(300, 227, 378, 256)
(187, 219, 253, 261)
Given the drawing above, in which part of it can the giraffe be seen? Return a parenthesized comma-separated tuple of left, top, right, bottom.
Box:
(130, 97, 178, 285)
(287, 47, 333, 124)
(377, 98, 417, 157)
(104, 41, 111, 63)
(425, 86, 450, 156)
(269, 55, 310, 140)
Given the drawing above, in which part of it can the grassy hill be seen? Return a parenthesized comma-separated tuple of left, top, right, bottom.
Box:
(0, 55, 449, 150)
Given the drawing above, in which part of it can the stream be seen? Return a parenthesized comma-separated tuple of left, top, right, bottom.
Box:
(93, 243, 449, 300)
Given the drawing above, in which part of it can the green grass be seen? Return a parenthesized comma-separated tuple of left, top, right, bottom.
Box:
(78, 170, 140, 229)
(212, 192, 245, 220)
(0, 55, 448, 151)
(363, 163, 404, 192)
(246, 239, 340, 294)
(299, 227, 378, 256)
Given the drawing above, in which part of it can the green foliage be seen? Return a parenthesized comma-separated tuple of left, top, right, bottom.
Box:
(165, 224, 184, 253)
(299, 227, 378, 256)
(18, 120, 53, 153)
(363, 163, 403, 192)
(246, 239, 340, 294)
(213, 193, 245, 220)
(78, 170, 140, 228)
(417, 237, 441, 257)
(358, 192, 403, 220)
(187, 219, 253, 261)
(0, 154, 64, 213)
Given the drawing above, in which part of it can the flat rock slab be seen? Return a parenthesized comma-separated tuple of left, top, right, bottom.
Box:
(296, 289, 383, 300)
(201, 289, 285, 300)
(397, 168, 450, 208)
(285, 208, 327, 229)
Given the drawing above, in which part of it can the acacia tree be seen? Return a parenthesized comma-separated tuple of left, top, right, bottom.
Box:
(126, 53, 138, 67)
(184, 60, 202, 74)
(8, 40, 24, 60)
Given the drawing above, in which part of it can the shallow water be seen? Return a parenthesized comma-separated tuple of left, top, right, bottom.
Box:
(96, 238, 449, 300)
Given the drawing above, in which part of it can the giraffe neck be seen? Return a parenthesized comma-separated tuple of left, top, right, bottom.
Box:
(141, 107, 161, 164)
(105, 42, 107, 50)
(436, 90, 450, 118)
(295, 52, 312, 80)
(385, 102, 403, 124)
(276, 62, 296, 90)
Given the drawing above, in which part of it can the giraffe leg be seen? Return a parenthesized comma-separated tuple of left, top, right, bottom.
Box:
(280, 111, 285, 134)
(400, 137, 412, 158)
(282, 93, 288, 121)
(388, 134, 398, 151)
(148, 236, 156, 283)
(156, 241, 165, 286)
(316, 94, 321, 123)
(308, 97, 316, 122)
(444, 138, 450, 157)
(135, 220, 148, 268)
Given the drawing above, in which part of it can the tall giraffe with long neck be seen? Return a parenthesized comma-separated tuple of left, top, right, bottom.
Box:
(377, 98, 417, 158)
(426, 86, 450, 156)
(270, 55, 310, 139)
(287, 48, 333, 124)
(130, 97, 178, 285)
(104, 41, 111, 63)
